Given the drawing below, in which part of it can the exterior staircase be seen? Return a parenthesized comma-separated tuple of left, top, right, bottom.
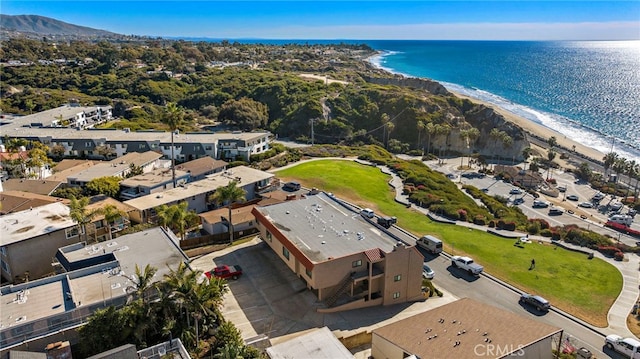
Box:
(325, 272, 354, 307)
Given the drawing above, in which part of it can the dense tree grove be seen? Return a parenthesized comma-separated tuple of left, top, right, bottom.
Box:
(0, 37, 516, 157)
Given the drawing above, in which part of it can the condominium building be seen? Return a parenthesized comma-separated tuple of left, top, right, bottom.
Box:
(252, 192, 424, 312)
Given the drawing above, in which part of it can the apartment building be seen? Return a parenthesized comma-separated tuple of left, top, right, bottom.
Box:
(252, 192, 424, 312)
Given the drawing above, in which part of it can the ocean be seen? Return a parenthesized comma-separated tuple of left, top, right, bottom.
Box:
(365, 40, 640, 163)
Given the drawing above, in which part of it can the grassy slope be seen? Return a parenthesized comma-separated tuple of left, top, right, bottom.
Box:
(275, 159, 622, 327)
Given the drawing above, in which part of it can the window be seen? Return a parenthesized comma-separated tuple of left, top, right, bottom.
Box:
(266, 232, 272, 242)
(305, 268, 312, 278)
(65, 227, 82, 239)
(352, 260, 362, 268)
(0, 246, 6, 257)
(393, 292, 400, 299)
(205, 146, 212, 151)
(282, 247, 290, 260)
(394, 274, 402, 282)
(94, 221, 104, 229)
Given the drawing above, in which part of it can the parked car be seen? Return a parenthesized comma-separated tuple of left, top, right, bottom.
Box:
(509, 188, 523, 195)
(592, 192, 605, 201)
(533, 200, 550, 208)
(549, 208, 564, 216)
(519, 293, 551, 312)
(578, 202, 594, 208)
(513, 197, 525, 205)
(283, 181, 301, 191)
(610, 202, 623, 211)
(451, 256, 484, 275)
(422, 263, 435, 279)
(206, 265, 243, 280)
(557, 186, 567, 193)
(377, 216, 397, 228)
(566, 194, 579, 201)
(605, 334, 640, 358)
(360, 208, 375, 218)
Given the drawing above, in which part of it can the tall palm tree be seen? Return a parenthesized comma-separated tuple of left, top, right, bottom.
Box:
(625, 160, 637, 199)
(547, 136, 558, 150)
(380, 113, 390, 146)
(522, 147, 533, 171)
(129, 264, 158, 305)
(416, 120, 425, 153)
(425, 122, 436, 156)
(603, 152, 618, 177)
(208, 181, 246, 244)
(546, 150, 557, 180)
(102, 204, 127, 241)
(385, 121, 395, 148)
(69, 196, 103, 243)
(162, 103, 185, 188)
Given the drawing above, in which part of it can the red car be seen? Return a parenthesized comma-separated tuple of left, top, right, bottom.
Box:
(205, 265, 243, 280)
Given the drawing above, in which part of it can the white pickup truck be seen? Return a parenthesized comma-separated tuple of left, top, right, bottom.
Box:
(451, 256, 484, 275)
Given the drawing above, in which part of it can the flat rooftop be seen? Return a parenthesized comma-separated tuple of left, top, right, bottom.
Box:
(2, 124, 270, 144)
(0, 105, 110, 128)
(255, 192, 398, 263)
(266, 326, 354, 359)
(0, 227, 188, 332)
(124, 166, 273, 210)
(0, 202, 75, 246)
(120, 168, 188, 188)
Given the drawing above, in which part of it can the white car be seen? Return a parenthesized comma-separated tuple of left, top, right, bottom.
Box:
(422, 263, 435, 279)
(605, 334, 640, 358)
(578, 202, 594, 208)
(592, 192, 605, 201)
(509, 188, 523, 195)
(566, 194, 579, 201)
(610, 202, 623, 211)
(532, 200, 550, 208)
(360, 208, 375, 218)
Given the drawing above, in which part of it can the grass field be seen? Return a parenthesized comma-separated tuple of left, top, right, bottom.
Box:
(275, 159, 622, 327)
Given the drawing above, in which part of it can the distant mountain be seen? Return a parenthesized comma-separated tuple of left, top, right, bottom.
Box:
(0, 14, 119, 38)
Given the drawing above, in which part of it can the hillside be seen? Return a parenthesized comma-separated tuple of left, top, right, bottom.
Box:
(0, 14, 120, 39)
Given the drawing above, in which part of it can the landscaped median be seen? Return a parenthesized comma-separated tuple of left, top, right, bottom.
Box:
(275, 158, 622, 327)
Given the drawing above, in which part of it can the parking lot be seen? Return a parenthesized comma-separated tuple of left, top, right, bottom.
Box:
(188, 236, 456, 346)
(423, 157, 640, 246)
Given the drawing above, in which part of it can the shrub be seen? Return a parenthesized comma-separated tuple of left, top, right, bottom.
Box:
(474, 215, 486, 226)
(614, 251, 625, 261)
(488, 220, 496, 228)
(540, 229, 553, 237)
(457, 209, 468, 221)
(597, 246, 621, 257)
(503, 222, 517, 231)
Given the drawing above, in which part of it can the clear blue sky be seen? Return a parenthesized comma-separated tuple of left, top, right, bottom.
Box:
(2, 1, 639, 40)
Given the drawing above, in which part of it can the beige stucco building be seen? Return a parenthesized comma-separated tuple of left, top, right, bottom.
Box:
(252, 192, 424, 312)
(371, 298, 562, 359)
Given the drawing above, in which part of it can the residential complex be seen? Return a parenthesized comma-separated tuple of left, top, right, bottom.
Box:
(252, 192, 424, 312)
(0, 226, 189, 352)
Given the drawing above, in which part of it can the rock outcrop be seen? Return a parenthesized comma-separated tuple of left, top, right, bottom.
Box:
(363, 75, 450, 96)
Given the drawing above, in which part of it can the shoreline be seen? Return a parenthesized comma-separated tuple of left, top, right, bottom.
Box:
(364, 51, 638, 165)
(452, 91, 606, 168)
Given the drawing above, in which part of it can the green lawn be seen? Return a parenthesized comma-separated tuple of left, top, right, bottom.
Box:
(275, 159, 622, 327)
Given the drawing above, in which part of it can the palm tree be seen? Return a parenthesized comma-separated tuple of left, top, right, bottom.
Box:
(547, 136, 558, 150)
(69, 196, 103, 243)
(416, 120, 425, 153)
(625, 160, 637, 199)
(385, 121, 395, 148)
(425, 122, 436, 156)
(128, 264, 158, 304)
(546, 150, 557, 180)
(603, 152, 618, 177)
(380, 113, 390, 147)
(162, 103, 185, 188)
(154, 202, 198, 241)
(208, 181, 246, 244)
(102, 204, 127, 241)
(436, 124, 451, 159)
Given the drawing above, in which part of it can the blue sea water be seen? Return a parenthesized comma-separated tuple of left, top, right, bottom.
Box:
(365, 40, 640, 163)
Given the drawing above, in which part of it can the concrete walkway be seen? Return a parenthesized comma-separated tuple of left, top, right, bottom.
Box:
(380, 162, 639, 339)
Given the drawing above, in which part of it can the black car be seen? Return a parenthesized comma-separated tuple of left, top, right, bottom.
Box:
(283, 181, 301, 191)
(519, 293, 551, 312)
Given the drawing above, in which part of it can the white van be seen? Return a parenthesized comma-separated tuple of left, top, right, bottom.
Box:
(416, 235, 443, 254)
(360, 208, 375, 218)
(609, 214, 633, 226)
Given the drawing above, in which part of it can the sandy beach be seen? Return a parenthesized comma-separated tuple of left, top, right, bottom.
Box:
(452, 92, 606, 169)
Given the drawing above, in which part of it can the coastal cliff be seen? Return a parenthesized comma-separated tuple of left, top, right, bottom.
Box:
(363, 74, 451, 96)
